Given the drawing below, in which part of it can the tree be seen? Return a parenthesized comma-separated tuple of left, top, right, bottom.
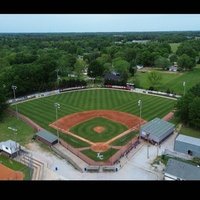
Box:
(147, 71, 162, 89)
(0, 87, 8, 120)
(87, 60, 104, 78)
(188, 97, 200, 129)
(175, 83, 200, 130)
(169, 54, 178, 63)
(154, 57, 171, 70)
(178, 54, 196, 70)
(74, 59, 86, 78)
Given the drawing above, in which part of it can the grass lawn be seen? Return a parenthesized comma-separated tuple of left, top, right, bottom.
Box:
(170, 43, 180, 53)
(180, 126, 200, 138)
(0, 113, 35, 145)
(111, 131, 138, 146)
(13, 89, 175, 146)
(81, 148, 118, 161)
(70, 117, 128, 142)
(0, 155, 32, 180)
(132, 65, 200, 95)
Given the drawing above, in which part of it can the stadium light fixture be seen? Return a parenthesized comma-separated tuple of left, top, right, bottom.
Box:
(54, 103, 60, 144)
(138, 99, 142, 139)
(183, 81, 186, 96)
(11, 85, 19, 119)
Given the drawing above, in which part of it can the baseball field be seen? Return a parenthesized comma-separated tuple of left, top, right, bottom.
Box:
(13, 88, 176, 162)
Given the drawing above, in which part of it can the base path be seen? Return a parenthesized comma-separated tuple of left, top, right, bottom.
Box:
(50, 110, 146, 131)
(50, 110, 146, 152)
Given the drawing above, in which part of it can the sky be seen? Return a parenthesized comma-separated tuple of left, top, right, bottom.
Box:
(0, 14, 200, 33)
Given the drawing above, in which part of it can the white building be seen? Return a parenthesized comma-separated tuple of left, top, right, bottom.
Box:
(0, 140, 20, 157)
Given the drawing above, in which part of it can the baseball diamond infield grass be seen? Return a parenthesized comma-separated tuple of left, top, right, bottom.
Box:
(12, 88, 175, 147)
(70, 117, 128, 142)
(111, 131, 139, 146)
(81, 148, 118, 161)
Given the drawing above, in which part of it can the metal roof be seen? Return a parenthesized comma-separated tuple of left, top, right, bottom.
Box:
(176, 134, 200, 147)
(36, 130, 58, 143)
(165, 159, 200, 180)
(0, 140, 19, 153)
(141, 118, 175, 138)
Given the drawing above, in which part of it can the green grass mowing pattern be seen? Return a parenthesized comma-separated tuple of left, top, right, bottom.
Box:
(70, 117, 128, 142)
(111, 131, 139, 146)
(81, 148, 118, 161)
(134, 66, 200, 95)
(14, 89, 175, 146)
(60, 133, 90, 148)
(0, 155, 32, 180)
(0, 113, 35, 145)
(180, 126, 200, 138)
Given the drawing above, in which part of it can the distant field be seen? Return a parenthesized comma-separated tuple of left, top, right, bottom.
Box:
(134, 66, 200, 95)
(0, 113, 35, 145)
(13, 89, 175, 146)
(170, 43, 180, 53)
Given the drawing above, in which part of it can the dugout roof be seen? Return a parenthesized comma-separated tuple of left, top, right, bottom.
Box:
(36, 130, 58, 144)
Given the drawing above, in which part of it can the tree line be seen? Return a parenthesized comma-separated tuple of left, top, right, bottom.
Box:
(1, 32, 200, 119)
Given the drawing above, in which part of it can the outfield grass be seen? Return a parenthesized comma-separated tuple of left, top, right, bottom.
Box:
(81, 148, 118, 161)
(0, 155, 32, 180)
(180, 126, 200, 138)
(170, 43, 180, 53)
(111, 131, 138, 146)
(13, 89, 175, 146)
(133, 66, 200, 95)
(70, 117, 128, 142)
(0, 113, 35, 145)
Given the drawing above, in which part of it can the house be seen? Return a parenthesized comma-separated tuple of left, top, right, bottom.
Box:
(0, 140, 20, 158)
(34, 130, 58, 146)
(164, 158, 200, 180)
(136, 65, 143, 70)
(174, 134, 200, 157)
(140, 118, 175, 144)
(169, 62, 178, 72)
(169, 66, 177, 72)
(104, 72, 121, 81)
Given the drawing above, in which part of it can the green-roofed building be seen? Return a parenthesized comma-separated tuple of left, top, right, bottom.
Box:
(140, 118, 175, 144)
(35, 130, 58, 146)
(164, 159, 200, 180)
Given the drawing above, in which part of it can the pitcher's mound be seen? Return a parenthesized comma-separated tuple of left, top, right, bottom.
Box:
(93, 126, 105, 133)
(91, 143, 109, 152)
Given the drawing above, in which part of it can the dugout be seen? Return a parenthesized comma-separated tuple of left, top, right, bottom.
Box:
(140, 118, 175, 144)
(35, 130, 58, 146)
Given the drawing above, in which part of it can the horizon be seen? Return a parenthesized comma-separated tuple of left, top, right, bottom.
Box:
(1, 14, 200, 33)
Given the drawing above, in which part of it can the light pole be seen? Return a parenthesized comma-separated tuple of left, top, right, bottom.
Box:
(138, 99, 142, 139)
(12, 85, 18, 119)
(183, 81, 186, 96)
(54, 103, 60, 144)
(55, 69, 59, 89)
